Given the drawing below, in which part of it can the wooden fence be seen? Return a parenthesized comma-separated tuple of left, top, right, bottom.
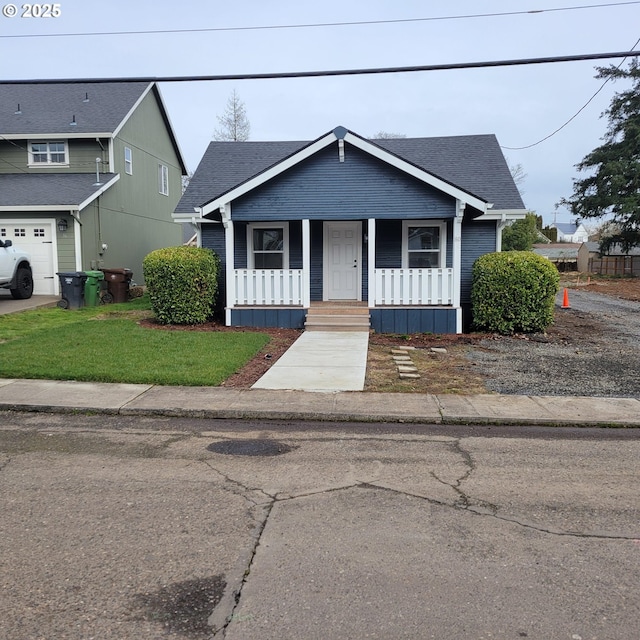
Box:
(588, 256, 640, 276)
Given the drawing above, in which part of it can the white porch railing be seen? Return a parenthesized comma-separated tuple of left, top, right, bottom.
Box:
(373, 268, 454, 305)
(233, 269, 303, 306)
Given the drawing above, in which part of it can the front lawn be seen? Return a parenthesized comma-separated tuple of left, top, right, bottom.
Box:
(0, 298, 270, 386)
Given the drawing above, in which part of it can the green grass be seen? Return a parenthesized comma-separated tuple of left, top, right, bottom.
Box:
(0, 297, 270, 386)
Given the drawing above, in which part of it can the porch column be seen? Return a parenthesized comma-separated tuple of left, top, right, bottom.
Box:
(72, 211, 82, 272)
(302, 219, 311, 307)
(221, 204, 234, 326)
(367, 218, 376, 307)
(496, 212, 509, 252)
(453, 201, 464, 333)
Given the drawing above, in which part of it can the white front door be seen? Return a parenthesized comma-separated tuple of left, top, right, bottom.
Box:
(324, 221, 362, 300)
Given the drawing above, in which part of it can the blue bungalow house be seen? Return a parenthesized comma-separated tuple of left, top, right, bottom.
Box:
(174, 126, 526, 333)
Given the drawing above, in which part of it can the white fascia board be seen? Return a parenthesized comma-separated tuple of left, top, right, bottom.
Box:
(111, 82, 154, 139)
(0, 205, 78, 212)
(77, 174, 120, 211)
(343, 132, 489, 213)
(476, 209, 528, 220)
(4, 132, 112, 140)
(200, 132, 338, 216)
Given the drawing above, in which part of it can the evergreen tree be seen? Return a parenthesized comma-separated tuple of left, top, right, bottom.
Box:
(213, 90, 250, 142)
(501, 212, 539, 251)
(561, 60, 640, 251)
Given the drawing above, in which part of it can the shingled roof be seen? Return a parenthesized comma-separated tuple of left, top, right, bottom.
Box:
(0, 82, 152, 135)
(176, 129, 525, 215)
(0, 173, 118, 209)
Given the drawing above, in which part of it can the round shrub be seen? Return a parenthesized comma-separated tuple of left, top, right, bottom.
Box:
(143, 246, 220, 324)
(471, 251, 559, 334)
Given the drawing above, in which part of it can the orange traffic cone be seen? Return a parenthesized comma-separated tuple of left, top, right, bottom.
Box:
(561, 288, 571, 309)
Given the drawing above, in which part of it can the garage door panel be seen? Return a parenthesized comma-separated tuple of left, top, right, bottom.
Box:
(1, 222, 56, 295)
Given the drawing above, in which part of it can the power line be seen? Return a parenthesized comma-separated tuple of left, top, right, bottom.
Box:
(502, 37, 640, 149)
(3, 51, 640, 85)
(1, 1, 638, 39)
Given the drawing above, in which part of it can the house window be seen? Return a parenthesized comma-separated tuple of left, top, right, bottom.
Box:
(402, 221, 447, 268)
(124, 147, 133, 175)
(248, 223, 289, 269)
(29, 141, 68, 165)
(158, 164, 169, 195)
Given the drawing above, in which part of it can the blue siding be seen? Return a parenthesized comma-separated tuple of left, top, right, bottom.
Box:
(232, 145, 456, 221)
(231, 308, 306, 329)
(370, 308, 457, 334)
(201, 224, 226, 315)
(461, 220, 497, 303)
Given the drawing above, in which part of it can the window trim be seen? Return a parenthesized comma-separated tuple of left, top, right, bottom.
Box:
(247, 222, 289, 270)
(124, 147, 133, 175)
(28, 140, 68, 167)
(158, 163, 169, 196)
(401, 220, 447, 269)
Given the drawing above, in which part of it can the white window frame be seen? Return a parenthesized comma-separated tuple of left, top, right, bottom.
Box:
(247, 222, 289, 269)
(158, 163, 169, 196)
(402, 220, 447, 269)
(124, 147, 133, 175)
(28, 140, 68, 166)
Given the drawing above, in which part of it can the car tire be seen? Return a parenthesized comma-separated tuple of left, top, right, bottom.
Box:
(10, 266, 34, 299)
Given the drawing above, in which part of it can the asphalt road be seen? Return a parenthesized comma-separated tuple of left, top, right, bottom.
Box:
(1, 413, 638, 639)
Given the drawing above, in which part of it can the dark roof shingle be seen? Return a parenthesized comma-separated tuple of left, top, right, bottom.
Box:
(176, 130, 525, 214)
(0, 82, 151, 135)
(0, 173, 117, 208)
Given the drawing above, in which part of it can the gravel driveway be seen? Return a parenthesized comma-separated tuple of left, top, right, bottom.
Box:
(467, 288, 640, 397)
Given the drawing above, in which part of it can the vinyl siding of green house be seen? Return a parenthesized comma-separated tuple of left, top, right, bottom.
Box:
(0, 82, 186, 294)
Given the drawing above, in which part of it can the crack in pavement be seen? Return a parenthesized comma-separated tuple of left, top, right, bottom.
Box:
(203, 439, 638, 637)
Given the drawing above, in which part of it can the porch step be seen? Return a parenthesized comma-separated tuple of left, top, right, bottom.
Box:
(305, 305, 370, 331)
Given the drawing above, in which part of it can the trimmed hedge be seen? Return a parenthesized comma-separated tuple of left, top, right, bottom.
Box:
(143, 246, 220, 325)
(471, 251, 559, 334)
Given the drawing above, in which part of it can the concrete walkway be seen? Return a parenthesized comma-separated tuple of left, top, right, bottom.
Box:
(0, 378, 639, 426)
(252, 331, 369, 392)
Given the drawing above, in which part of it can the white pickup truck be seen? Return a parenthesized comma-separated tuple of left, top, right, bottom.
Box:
(0, 239, 34, 299)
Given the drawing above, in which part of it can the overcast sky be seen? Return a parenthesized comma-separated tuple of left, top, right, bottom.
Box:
(2, 0, 639, 225)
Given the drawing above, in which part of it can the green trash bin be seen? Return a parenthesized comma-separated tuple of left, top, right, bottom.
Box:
(84, 270, 105, 307)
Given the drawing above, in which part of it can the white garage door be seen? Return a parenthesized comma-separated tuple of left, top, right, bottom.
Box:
(0, 221, 57, 295)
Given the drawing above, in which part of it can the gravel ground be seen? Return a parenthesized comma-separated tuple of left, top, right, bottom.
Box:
(467, 288, 640, 397)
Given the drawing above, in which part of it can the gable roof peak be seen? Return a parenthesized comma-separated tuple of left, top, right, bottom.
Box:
(333, 125, 348, 139)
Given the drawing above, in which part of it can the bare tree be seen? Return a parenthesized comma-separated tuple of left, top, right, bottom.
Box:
(213, 90, 250, 141)
(371, 131, 406, 139)
(508, 160, 527, 196)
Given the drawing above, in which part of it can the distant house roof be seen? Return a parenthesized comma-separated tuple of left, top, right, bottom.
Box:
(0, 173, 119, 210)
(0, 81, 187, 174)
(533, 243, 580, 260)
(176, 129, 525, 215)
(552, 222, 584, 234)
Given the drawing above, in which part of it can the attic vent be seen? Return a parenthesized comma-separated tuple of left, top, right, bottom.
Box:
(15, 104, 21, 115)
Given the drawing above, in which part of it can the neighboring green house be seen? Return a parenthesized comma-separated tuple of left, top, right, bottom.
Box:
(0, 82, 187, 294)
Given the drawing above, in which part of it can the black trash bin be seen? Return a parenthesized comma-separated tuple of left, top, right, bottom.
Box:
(57, 272, 87, 309)
(100, 268, 133, 303)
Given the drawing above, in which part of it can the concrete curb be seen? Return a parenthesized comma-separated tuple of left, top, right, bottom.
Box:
(0, 379, 639, 427)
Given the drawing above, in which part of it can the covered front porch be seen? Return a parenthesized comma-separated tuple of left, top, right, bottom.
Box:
(222, 214, 464, 334)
